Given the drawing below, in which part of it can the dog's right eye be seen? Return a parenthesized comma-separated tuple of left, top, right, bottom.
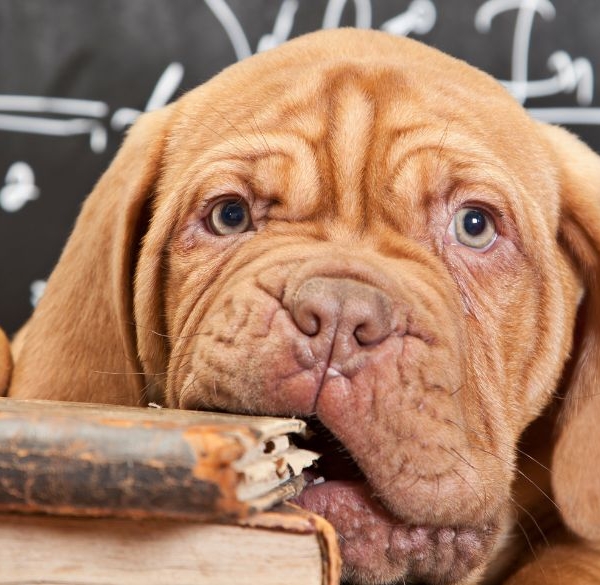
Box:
(207, 198, 252, 235)
(451, 207, 497, 251)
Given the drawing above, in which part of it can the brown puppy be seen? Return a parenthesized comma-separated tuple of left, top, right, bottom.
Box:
(0, 328, 11, 396)
(8, 29, 600, 584)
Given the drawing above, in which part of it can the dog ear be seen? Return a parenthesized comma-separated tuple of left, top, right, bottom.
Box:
(9, 106, 174, 405)
(0, 328, 11, 396)
(538, 123, 600, 542)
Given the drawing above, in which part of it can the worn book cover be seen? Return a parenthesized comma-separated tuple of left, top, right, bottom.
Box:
(0, 398, 319, 521)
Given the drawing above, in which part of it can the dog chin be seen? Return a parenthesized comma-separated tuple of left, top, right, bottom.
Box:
(293, 471, 499, 585)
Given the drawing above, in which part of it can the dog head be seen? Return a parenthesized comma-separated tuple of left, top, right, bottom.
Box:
(10, 29, 600, 584)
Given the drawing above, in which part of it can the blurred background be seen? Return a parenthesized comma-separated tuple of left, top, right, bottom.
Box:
(1, 0, 599, 334)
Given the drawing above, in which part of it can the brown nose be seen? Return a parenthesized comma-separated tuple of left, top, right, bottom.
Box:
(290, 277, 395, 347)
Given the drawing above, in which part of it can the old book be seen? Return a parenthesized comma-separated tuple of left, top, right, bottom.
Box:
(0, 398, 340, 584)
(0, 398, 319, 520)
(0, 503, 340, 585)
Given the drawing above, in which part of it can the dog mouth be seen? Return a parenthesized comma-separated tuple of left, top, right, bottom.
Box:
(294, 416, 365, 484)
(292, 418, 496, 585)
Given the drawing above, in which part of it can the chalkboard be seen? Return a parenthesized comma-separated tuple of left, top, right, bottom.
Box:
(1, 0, 599, 334)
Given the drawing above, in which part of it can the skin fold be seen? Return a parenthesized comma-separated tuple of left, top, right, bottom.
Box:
(8, 29, 600, 584)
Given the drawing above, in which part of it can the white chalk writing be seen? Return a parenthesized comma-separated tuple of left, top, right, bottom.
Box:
(476, 0, 598, 123)
(0, 162, 39, 213)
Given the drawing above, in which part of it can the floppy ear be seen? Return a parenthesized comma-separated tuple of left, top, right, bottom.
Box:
(9, 106, 174, 406)
(538, 123, 600, 542)
(0, 328, 11, 396)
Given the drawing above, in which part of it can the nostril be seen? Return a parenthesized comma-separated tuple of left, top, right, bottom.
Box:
(291, 279, 340, 338)
(354, 297, 395, 346)
(295, 308, 321, 337)
(354, 321, 381, 346)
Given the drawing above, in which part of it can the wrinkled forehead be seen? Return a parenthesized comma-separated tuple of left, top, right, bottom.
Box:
(162, 35, 560, 238)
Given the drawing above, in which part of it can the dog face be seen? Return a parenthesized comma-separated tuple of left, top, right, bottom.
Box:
(10, 30, 600, 584)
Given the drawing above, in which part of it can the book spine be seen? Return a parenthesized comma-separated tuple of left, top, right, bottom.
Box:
(0, 409, 249, 520)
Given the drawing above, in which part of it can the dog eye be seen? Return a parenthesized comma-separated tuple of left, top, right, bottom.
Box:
(452, 207, 497, 250)
(207, 198, 252, 235)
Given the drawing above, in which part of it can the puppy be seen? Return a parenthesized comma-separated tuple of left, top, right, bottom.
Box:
(8, 29, 600, 584)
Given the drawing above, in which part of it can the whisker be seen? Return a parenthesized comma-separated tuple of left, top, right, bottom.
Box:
(196, 117, 241, 152)
(512, 517, 548, 582)
(511, 511, 563, 585)
(444, 417, 552, 474)
(168, 350, 198, 360)
(377, 470, 423, 496)
(250, 111, 273, 156)
(475, 445, 561, 515)
(510, 496, 550, 549)
(91, 369, 149, 376)
(439, 444, 480, 472)
(138, 373, 167, 406)
(449, 384, 464, 397)
(130, 321, 204, 341)
(442, 417, 561, 518)
(514, 446, 552, 474)
(212, 375, 218, 403)
(206, 103, 262, 156)
(171, 102, 243, 153)
(178, 368, 200, 405)
(452, 468, 486, 512)
(170, 103, 269, 160)
(434, 121, 451, 176)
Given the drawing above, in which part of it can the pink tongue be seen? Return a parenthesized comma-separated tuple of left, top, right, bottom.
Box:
(293, 479, 389, 522)
(292, 480, 402, 570)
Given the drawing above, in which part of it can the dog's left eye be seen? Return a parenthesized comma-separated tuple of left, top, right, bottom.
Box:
(207, 198, 252, 235)
(452, 207, 497, 250)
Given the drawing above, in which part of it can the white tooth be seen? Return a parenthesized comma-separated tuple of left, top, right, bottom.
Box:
(326, 367, 341, 378)
(313, 476, 326, 485)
